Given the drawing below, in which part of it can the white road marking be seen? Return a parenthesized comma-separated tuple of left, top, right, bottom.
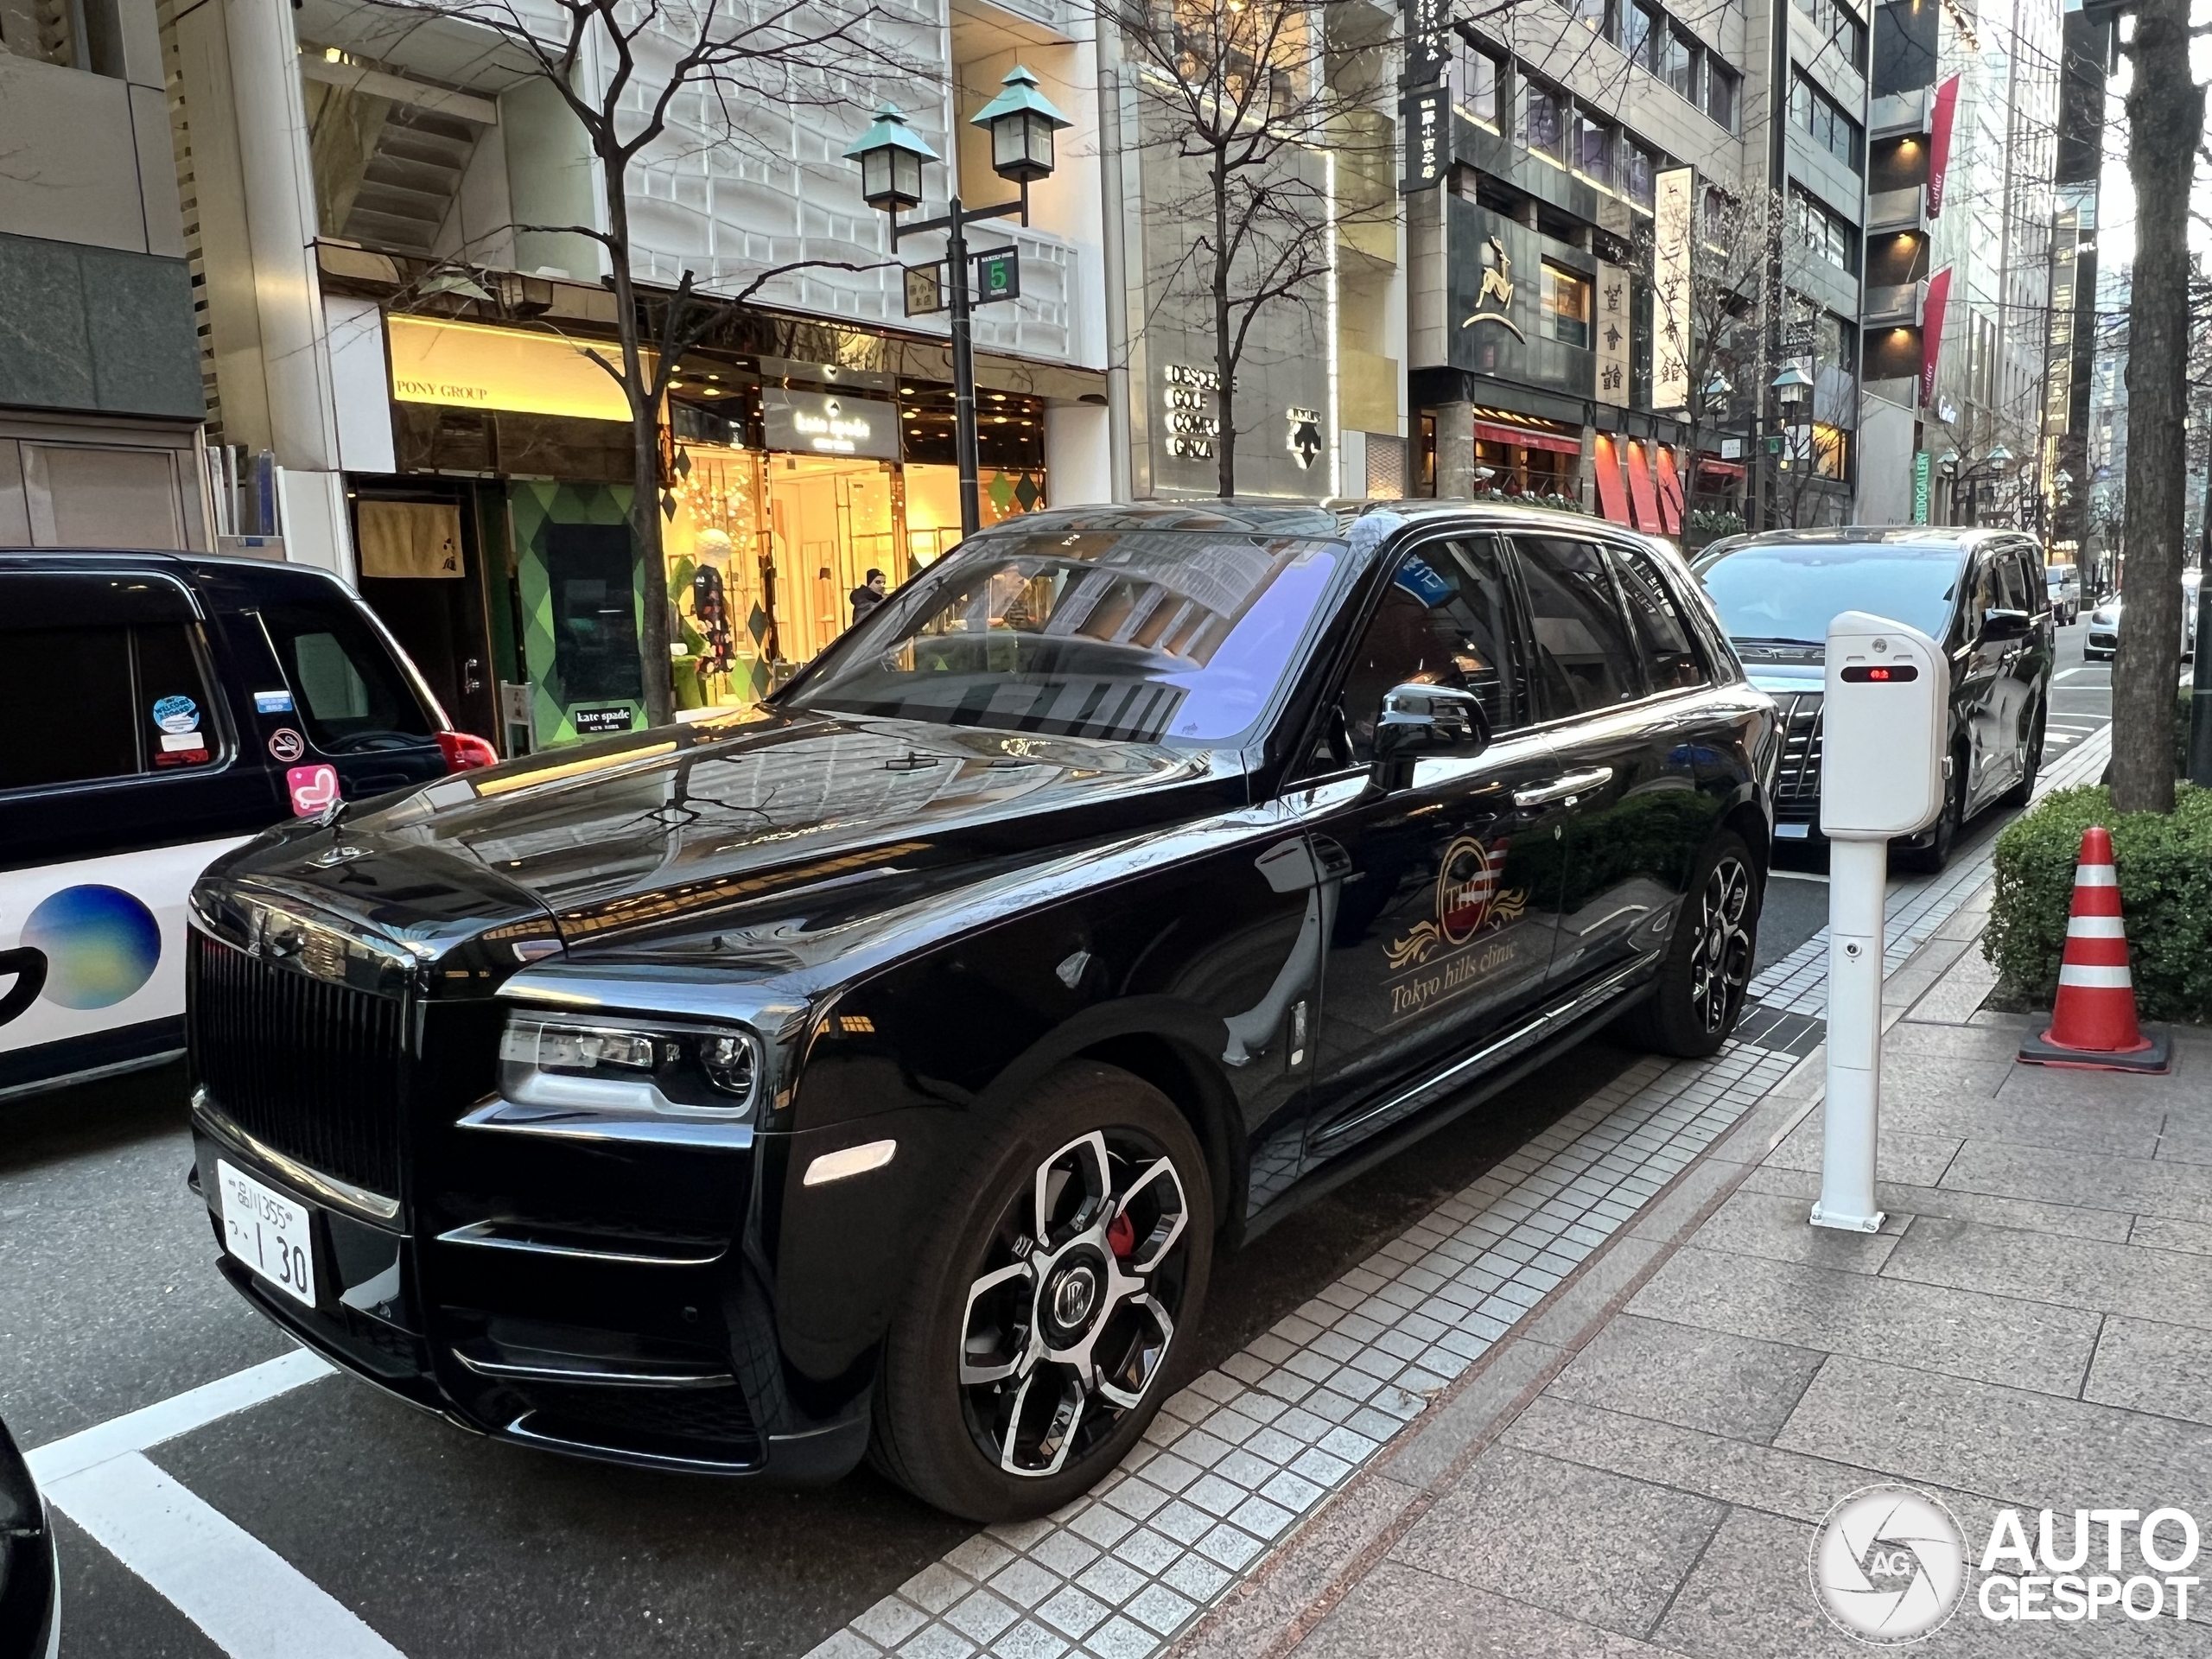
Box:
(2055, 665, 2110, 682)
(45, 1451, 402, 1659)
(27, 1348, 332, 1486)
(1767, 868, 1829, 884)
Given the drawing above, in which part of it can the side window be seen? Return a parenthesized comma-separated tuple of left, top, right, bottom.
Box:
(1325, 540, 1525, 766)
(1513, 537, 1642, 715)
(1606, 543, 1709, 691)
(258, 601, 435, 754)
(1970, 556, 2005, 632)
(0, 622, 218, 792)
(2009, 548, 2041, 613)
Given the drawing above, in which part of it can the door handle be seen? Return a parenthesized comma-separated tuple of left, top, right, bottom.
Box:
(1514, 766, 1614, 808)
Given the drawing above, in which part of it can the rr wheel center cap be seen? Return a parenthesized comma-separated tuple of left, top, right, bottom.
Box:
(1050, 1263, 1099, 1330)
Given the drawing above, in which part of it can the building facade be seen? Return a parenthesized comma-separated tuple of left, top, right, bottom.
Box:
(0, 0, 208, 548)
(1855, 0, 2062, 530)
(1398, 0, 1872, 536)
(157, 0, 1118, 743)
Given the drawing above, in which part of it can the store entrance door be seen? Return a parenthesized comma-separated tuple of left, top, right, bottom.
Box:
(353, 493, 500, 741)
(764, 455, 897, 664)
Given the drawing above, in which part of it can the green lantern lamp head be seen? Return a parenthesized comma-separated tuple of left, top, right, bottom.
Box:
(844, 103, 939, 213)
(971, 66, 1072, 185)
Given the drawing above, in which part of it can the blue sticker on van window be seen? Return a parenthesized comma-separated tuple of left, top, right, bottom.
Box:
(254, 690, 295, 715)
(1393, 556, 1455, 608)
(151, 695, 200, 734)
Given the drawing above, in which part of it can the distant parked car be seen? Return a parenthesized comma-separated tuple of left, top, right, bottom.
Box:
(2085, 576, 2198, 661)
(2045, 562, 2081, 625)
(1694, 527, 2055, 871)
(0, 551, 498, 1101)
(0, 1412, 57, 1659)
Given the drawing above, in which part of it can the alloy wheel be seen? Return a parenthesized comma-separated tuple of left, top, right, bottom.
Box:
(1689, 855, 1754, 1033)
(957, 1129, 1192, 1478)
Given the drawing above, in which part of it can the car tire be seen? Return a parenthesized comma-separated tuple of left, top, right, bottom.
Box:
(1999, 702, 2046, 809)
(1620, 830, 1760, 1059)
(1897, 749, 1966, 874)
(868, 1063, 1214, 1521)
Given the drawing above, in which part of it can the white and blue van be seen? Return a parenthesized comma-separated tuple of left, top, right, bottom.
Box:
(1, 552, 495, 1098)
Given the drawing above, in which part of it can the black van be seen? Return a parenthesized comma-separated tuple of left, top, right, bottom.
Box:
(0, 552, 496, 1098)
(1694, 527, 2056, 870)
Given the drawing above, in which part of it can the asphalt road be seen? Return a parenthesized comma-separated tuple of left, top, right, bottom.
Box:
(0, 620, 2113, 1659)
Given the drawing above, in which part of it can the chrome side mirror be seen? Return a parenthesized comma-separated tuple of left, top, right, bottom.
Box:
(1371, 682, 1489, 791)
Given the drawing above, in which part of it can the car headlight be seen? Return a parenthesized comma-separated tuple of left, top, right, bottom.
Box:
(498, 1012, 761, 1116)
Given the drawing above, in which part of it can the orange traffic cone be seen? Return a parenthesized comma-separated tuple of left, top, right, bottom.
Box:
(2018, 826, 2171, 1073)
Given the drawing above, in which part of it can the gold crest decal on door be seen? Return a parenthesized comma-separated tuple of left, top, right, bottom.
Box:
(1386, 836, 1528, 969)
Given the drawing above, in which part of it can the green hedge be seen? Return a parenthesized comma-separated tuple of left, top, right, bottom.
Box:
(1983, 783, 2212, 1022)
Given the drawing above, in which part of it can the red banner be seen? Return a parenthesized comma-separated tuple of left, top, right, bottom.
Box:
(1592, 433, 1631, 524)
(1624, 440, 1662, 532)
(1921, 267, 1953, 405)
(1928, 74, 1961, 219)
(1654, 447, 1685, 535)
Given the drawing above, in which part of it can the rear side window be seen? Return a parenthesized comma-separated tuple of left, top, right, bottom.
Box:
(1606, 543, 1709, 691)
(1513, 537, 1640, 716)
(257, 601, 434, 755)
(0, 621, 219, 792)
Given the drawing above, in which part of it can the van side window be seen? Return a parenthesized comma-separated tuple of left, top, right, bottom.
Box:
(1606, 543, 1709, 690)
(257, 601, 435, 754)
(1513, 537, 1641, 715)
(0, 622, 218, 792)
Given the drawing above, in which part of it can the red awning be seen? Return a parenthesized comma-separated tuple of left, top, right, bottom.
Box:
(1592, 433, 1631, 524)
(1624, 440, 1662, 532)
(1697, 459, 1746, 480)
(1654, 447, 1685, 535)
(1473, 419, 1580, 456)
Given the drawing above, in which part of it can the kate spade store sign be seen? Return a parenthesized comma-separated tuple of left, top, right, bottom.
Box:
(386, 315, 645, 423)
(763, 389, 899, 460)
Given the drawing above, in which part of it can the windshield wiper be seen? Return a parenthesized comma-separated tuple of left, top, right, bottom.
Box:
(1731, 635, 1823, 648)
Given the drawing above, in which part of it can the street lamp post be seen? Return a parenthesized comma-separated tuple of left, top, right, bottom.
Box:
(1769, 364, 1813, 525)
(1939, 444, 2011, 525)
(845, 70, 1071, 538)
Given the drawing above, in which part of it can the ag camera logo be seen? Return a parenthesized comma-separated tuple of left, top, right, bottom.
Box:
(1809, 1485, 1968, 1644)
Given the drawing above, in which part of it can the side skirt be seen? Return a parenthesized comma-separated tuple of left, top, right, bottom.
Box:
(1242, 964, 1657, 1244)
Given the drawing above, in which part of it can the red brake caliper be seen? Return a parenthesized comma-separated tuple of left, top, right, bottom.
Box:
(1107, 1211, 1136, 1259)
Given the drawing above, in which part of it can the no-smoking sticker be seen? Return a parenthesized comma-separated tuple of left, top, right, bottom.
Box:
(268, 728, 306, 763)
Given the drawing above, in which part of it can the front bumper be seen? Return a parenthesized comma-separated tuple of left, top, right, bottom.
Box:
(188, 1100, 872, 1484)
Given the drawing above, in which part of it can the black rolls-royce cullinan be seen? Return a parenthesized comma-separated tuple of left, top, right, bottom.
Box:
(185, 502, 1779, 1520)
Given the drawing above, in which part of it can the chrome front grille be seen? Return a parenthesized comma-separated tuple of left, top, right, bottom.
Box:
(1774, 691, 1825, 803)
(188, 931, 406, 1198)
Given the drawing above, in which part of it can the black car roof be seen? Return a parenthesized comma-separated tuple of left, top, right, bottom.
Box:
(1697, 526, 2021, 562)
(0, 547, 356, 602)
(982, 497, 1672, 544)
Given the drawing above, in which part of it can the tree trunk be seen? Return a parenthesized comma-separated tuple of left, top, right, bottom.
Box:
(1212, 161, 1236, 499)
(607, 181, 677, 730)
(2111, 0, 2202, 813)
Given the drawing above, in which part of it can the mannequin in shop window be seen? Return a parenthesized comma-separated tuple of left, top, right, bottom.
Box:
(850, 569, 888, 626)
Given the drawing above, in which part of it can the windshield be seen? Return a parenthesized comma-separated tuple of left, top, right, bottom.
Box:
(1692, 544, 1965, 645)
(781, 529, 1344, 746)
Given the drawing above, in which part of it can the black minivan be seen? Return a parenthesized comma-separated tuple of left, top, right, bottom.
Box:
(0, 552, 496, 1098)
(1694, 528, 2056, 869)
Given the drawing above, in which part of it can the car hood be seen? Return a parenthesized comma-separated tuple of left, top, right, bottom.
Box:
(200, 708, 1244, 971)
(1730, 642, 1824, 698)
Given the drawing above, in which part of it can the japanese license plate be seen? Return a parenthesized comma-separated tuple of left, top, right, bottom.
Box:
(216, 1159, 318, 1308)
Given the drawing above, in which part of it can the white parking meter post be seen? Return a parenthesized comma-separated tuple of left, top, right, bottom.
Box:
(1810, 611, 1947, 1234)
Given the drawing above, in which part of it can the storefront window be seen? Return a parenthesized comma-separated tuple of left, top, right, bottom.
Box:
(661, 421, 1051, 706)
(1541, 264, 1593, 349)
